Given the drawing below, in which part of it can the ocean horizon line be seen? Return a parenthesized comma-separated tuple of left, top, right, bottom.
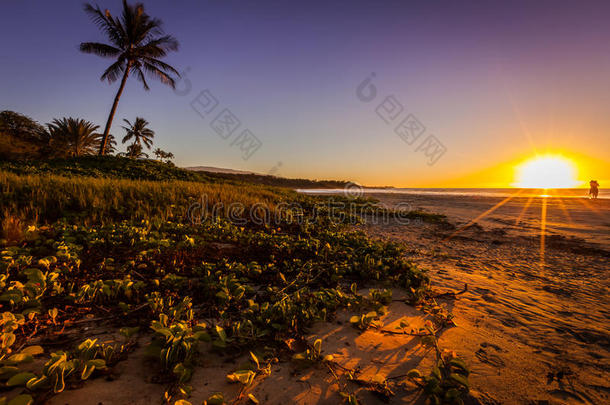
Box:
(296, 187, 609, 199)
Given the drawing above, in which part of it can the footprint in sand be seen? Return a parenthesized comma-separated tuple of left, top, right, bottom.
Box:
(548, 389, 588, 404)
(481, 293, 498, 303)
(476, 343, 505, 368)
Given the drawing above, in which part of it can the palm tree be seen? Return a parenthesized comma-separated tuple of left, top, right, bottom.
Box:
(153, 148, 174, 162)
(105, 134, 118, 155)
(121, 117, 154, 149)
(80, 0, 179, 155)
(46, 118, 101, 157)
(125, 143, 148, 159)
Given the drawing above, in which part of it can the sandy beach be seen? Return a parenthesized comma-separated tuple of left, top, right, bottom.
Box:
(358, 193, 610, 404)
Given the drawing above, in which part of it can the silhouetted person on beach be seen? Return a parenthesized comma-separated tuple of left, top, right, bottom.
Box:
(589, 180, 599, 199)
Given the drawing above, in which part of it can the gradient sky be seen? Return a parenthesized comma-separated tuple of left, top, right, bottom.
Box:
(2, 0, 609, 187)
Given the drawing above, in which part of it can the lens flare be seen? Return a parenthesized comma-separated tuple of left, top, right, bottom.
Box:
(513, 155, 579, 188)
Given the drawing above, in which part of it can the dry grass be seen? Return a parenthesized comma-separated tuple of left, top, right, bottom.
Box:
(0, 170, 292, 225)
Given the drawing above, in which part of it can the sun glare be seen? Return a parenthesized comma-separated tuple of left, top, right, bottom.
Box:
(513, 155, 579, 188)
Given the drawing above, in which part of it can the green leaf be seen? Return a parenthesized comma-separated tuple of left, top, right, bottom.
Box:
(226, 370, 255, 385)
(81, 364, 95, 380)
(26, 375, 48, 390)
(6, 372, 36, 387)
(24, 268, 45, 285)
(313, 339, 322, 354)
(432, 366, 442, 381)
(215, 325, 227, 342)
(0, 367, 19, 380)
(420, 335, 436, 347)
(87, 359, 106, 368)
(407, 369, 421, 378)
(449, 373, 469, 388)
(449, 358, 469, 374)
(249, 352, 260, 369)
(350, 283, 357, 294)
(445, 388, 461, 400)
(292, 352, 306, 361)
(7, 395, 33, 405)
(52, 369, 65, 393)
(349, 315, 360, 324)
(172, 363, 192, 383)
(206, 392, 224, 405)
(7, 354, 33, 364)
(20, 346, 43, 356)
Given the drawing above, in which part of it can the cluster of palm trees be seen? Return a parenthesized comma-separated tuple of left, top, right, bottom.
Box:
(0, 110, 173, 161)
(45, 116, 157, 158)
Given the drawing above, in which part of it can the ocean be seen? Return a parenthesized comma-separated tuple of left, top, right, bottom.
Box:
(297, 188, 609, 199)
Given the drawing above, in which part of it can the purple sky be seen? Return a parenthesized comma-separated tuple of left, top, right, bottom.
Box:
(2, 0, 609, 186)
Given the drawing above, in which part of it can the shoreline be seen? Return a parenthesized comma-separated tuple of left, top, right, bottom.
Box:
(297, 188, 610, 200)
(359, 193, 609, 404)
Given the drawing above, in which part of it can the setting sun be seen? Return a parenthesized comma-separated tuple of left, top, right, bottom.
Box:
(513, 155, 580, 188)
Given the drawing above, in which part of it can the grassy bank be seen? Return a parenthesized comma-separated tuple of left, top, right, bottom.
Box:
(0, 156, 353, 189)
(0, 170, 288, 225)
(0, 156, 211, 183)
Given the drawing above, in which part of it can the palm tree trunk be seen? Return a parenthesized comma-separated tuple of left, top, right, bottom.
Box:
(99, 65, 131, 155)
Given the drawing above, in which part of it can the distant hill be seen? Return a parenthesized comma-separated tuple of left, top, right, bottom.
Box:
(184, 166, 350, 189)
(185, 166, 256, 175)
(195, 170, 351, 189)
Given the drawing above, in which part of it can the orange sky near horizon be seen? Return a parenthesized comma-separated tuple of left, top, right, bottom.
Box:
(338, 151, 610, 189)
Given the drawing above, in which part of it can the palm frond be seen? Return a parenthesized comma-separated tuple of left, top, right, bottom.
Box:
(142, 56, 180, 76)
(83, 3, 124, 48)
(46, 117, 101, 157)
(100, 60, 126, 83)
(133, 66, 150, 90)
(80, 42, 122, 58)
(142, 62, 176, 88)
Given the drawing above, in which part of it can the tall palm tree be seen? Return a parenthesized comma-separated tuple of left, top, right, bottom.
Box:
(121, 117, 154, 149)
(80, 0, 179, 155)
(46, 118, 101, 157)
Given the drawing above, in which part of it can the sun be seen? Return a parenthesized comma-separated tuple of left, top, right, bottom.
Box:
(513, 155, 580, 188)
